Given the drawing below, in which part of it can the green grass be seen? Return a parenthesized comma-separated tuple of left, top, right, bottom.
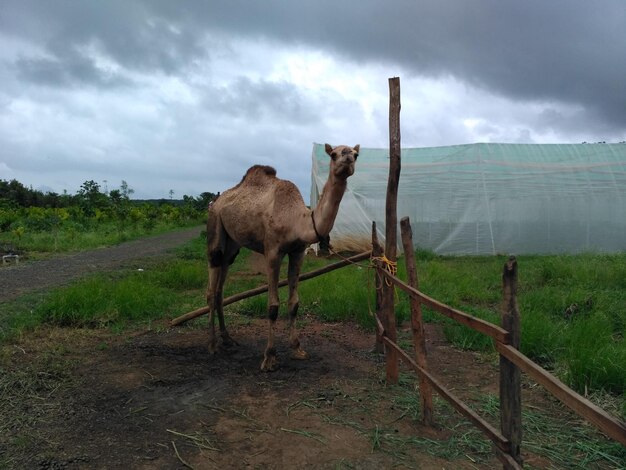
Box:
(399, 252, 626, 397)
(36, 273, 175, 328)
(0, 269, 182, 339)
(299, 262, 377, 327)
(0, 252, 207, 343)
(519, 254, 626, 395)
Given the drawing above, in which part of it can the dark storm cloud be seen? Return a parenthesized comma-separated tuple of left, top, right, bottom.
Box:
(15, 53, 131, 89)
(2, 0, 206, 83)
(207, 78, 321, 124)
(155, 0, 626, 133)
(4, 0, 624, 131)
(197, 0, 626, 130)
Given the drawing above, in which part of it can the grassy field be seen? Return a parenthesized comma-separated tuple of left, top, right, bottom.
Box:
(0, 218, 202, 257)
(2, 235, 625, 403)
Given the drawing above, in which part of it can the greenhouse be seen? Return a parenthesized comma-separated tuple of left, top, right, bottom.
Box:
(310, 142, 626, 255)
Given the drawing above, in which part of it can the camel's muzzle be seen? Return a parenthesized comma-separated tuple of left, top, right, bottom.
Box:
(336, 162, 355, 178)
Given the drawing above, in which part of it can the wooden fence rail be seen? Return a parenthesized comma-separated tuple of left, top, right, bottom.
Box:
(380, 270, 510, 344)
(382, 335, 522, 470)
(375, 247, 626, 450)
(170, 250, 371, 326)
(496, 342, 626, 446)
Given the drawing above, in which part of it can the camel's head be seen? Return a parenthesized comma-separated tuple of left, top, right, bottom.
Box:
(325, 144, 359, 179)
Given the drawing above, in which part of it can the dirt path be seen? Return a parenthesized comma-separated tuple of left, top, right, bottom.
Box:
(0, 226, 203, 302)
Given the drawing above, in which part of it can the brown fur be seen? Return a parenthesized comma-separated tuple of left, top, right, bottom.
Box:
(205, 144, 359, 371)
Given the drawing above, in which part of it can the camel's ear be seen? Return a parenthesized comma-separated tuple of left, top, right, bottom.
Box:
(324, 143, 334, 156)
(353, 144, 360, 158)
(325, 143, 337, 160)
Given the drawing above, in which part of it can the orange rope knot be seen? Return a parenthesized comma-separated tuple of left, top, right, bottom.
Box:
(370, 255, 398, 286)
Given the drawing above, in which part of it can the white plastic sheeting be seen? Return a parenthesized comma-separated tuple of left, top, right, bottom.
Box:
(310, 142, 626, 255)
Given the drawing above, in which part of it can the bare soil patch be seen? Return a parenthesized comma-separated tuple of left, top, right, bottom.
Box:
(3, 315, 512, 470)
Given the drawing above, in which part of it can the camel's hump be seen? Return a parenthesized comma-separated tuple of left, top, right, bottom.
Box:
(246, 165, 276, 177)
(237, 165, 277, 186)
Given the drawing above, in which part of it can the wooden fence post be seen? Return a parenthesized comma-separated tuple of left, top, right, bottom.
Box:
(371, 221, 385, 353)
(383, 76, 401, 384)
(400, 217, 434, 425)
(500, 256, 522, 468)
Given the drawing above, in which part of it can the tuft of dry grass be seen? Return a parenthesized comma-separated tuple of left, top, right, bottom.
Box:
(328, 235, 372, 254)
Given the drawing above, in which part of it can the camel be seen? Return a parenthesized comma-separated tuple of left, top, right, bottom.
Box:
(205, 143, 359, 371)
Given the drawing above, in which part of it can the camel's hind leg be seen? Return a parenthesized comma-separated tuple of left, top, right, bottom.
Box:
(287, 250, 308, 360)
(206, 209, 239, 353)
(206, 243, 240, 354)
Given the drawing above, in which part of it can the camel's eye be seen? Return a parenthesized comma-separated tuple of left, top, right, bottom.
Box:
(354, 153, 359, 160)
(331, 151, 337, 160)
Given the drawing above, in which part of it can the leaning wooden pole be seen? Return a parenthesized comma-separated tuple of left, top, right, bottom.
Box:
(500, 256, 523, 468)
(382, 76, 401, 383)
(371, 221, 385, 353)
(171, 250, 371, 326)
(400, 217, 434, 425)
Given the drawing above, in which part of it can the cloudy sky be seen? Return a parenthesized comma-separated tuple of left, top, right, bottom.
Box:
(1, 1, 625, 200)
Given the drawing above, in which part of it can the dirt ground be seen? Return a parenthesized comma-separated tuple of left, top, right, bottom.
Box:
(0, 231, 618, 469)
(3, 316, 513, 470)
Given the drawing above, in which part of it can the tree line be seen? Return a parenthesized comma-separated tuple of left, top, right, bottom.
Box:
(0, 179, 216, 212)
(0, 178, 216, 234)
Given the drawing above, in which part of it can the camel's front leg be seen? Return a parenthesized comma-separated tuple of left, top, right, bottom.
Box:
(214, 242, 240, 348)
(206, 265, 221, 354)
(214, 261, 238, 349)
(261, 252, 282, 371)
(287, 250, 309, 360)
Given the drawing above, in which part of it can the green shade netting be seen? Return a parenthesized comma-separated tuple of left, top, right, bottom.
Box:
(311, 142, 626, 255)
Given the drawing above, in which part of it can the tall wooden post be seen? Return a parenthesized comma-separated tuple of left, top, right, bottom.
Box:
(500, 256, 522, 467)
(400, 217, 434, 425)
(383, 77, 401, 383)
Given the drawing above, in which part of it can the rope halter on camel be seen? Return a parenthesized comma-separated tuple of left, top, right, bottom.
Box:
(310, 211, 331, 246)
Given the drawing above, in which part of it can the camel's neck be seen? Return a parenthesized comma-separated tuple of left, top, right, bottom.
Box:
(309, 174, 347, 243)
